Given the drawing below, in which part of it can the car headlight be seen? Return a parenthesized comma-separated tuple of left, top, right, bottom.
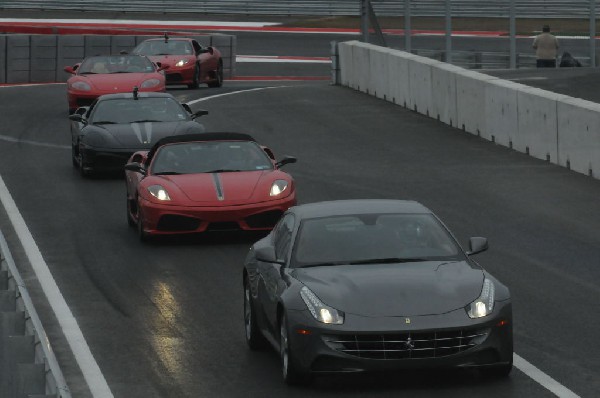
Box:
(270, 180, 289, 197)
(175, 59, 191, 67)
(70, 81, 91, 91)
(300, 286, 344, 324)
(467, 278, 495, 318)
(141, 79, 161, 88)
(148, 185, 171, 201)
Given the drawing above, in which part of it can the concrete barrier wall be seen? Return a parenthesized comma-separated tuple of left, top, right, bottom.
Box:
(516, 87, 568, 162)
(337, 41, 600, 180)
(484, 80, 524, 147)
(1, 34, 237, 84)
(557, 98, 600, 177)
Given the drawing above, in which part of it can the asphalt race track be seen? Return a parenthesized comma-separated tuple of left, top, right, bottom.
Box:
(1, 24, 600, 398)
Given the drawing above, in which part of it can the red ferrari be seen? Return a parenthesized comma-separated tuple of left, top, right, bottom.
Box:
(64, 54, 167, 114)
(124, 133, 297, 241)
(132, 36, 223, 89)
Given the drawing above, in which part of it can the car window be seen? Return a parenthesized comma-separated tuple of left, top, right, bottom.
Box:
(134, 40, 193, 56)
(273, 214, 295, 261)
(150, 141, 274, 175)
(90, 97, 189, 124)
(292, 213, 463, 267)
(79, 56, 155, 74)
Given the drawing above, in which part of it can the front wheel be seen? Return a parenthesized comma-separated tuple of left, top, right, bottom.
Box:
(244, 279, 267, 350)
(187, 64, 200, 89)
(208, 61, 223, 88)
(126, 196, 135, 227)
(280, 314, 310, 385)
(137, 208, 151, 242)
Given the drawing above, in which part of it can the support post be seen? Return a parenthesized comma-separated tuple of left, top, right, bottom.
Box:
(405, 0, 411, 52)
(445, 0, 452, 63)
(509, 0, 517, 68)
(591, 0, 596, 67)
(361, 0, 369, 43)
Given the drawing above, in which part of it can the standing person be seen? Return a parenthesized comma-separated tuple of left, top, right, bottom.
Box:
(533, 25, 559, 67)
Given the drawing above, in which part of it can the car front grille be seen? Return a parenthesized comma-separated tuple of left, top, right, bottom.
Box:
(206, 221, 240, 231)
(166, 73, 183, 82)
(323, 328, 489, 360)
(157, 214, 200, 231)
(244, 210, 283, 229)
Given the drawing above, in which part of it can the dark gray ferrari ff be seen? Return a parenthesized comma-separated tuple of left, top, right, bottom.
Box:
(69, 91, 207, 177)
(243, 199, 512, 384)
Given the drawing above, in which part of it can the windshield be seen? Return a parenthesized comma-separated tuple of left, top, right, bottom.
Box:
(78, 55, 155, 74)
(90, 97, 189, 124)
(151, 141, 274, 175)
(134, 40, 194, 56)
(293, 213, 464, 268)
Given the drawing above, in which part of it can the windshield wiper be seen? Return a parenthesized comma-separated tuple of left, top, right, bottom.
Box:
(347, 258, 430, 265)
(299, 261, 349, 268)
(78, 72, 97, 75)
(130, 120, 162, 123)
(93, 121, 117, 125)
(153, 171, 183, 175)
(206, 169, 242, 173)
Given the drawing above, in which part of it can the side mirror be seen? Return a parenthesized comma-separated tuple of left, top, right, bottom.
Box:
(191, 109, 209, 119)
(255, 245, 283, 264)
(119, 50, 129, 55)
(467, 237, 488, 255)
(124, 162, 146, 175)
(64, 66, 76, 74)
(207, 46, 214, 55)
(68, 114, 84, 123)
(275, 156, 297, 168)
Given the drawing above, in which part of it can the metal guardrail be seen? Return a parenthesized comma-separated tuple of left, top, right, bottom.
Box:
(0, 0, 598, 18)
(0, 229, 71, 398)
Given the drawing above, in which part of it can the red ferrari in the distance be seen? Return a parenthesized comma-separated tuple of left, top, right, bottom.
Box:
(125, 133, 297, 241)
(64, 54, 167, 114)
(132, 36, 223, 89)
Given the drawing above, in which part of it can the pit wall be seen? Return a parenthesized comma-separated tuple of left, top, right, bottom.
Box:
(338, 41, 600, 179)
(0, 34, 236, 84)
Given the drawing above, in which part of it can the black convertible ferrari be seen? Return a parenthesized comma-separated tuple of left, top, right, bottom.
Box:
(243, 199, 513, 384)
(69, 91, 207, 177)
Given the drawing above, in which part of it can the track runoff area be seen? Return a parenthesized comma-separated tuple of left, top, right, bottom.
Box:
(0, 17, 585, 398)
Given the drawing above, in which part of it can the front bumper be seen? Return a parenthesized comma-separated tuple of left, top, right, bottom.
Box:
(165, 65, 195, 85)
(80, 146, 140, 173)
(285, 300, 512, 374)
(138, 193, 296, 235)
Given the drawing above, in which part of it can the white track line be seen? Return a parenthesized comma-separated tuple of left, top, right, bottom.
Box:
(0, 18, 281, 27)
(514, 354, 580, 398)
(0, 175, 113, 398)
(186, 86, 288, 105)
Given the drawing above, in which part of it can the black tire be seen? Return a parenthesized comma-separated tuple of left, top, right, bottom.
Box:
(78, 151, 92, 178)
(480, 363, 513, 378)
(244, 279, 267, 350)
(137, 208, 150, 242)
(126, 196, 135, 227)
(280, 314, 310, 385)
(187, 64, 200, 89)
(71, 143, 78, 167)
(208, 60, 223, 88)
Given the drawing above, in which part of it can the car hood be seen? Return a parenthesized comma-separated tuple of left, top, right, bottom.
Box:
(84, 122, 203, 148)
(293, 261, 484, 317)
(159, 171, 268, 203)
(83, 73, 157, 91)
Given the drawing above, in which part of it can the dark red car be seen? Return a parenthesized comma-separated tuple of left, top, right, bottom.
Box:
(132, 37, 223, 89)
(124, 133, 297, 241)
(64, 54, 167, 114)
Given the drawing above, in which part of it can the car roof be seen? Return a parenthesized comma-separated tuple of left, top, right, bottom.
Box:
(96, 92, 175, 101)
(146, 132, 257, 163)
(290, 199, 432, 219)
